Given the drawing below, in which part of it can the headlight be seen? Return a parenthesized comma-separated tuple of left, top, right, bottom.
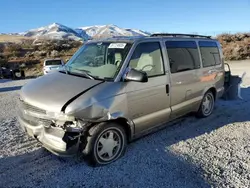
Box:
(46, 111, 75, 121)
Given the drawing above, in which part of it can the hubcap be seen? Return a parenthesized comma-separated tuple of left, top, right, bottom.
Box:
(202, 94, 214, 115)
(96, 130, 122, 161)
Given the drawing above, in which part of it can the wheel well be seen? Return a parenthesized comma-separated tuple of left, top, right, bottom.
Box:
(110, 118, 132, 142)
(208, 87, 217, 100)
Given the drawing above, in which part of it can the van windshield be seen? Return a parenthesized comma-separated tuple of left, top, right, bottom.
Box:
(65, 42, 132, 80)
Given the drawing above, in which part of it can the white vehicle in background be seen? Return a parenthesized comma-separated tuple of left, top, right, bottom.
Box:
(43, 58, 64, 75)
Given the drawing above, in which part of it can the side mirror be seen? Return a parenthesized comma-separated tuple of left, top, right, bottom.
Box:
(124, 68, 148, 82)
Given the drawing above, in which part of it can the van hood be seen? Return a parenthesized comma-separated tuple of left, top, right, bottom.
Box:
(20, 71, 103, 113)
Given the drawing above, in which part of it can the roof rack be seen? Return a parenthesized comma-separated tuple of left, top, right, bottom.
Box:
(110, 35, 145, 40)
(150, 33, 211, 39)
(111, 35, 143, 38)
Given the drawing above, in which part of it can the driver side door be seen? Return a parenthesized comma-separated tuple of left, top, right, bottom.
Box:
(125, 41, 171, 135)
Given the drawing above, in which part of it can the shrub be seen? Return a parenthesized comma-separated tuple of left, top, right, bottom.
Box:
(216, 32, 250, 60)
(3, 43, 23, 57)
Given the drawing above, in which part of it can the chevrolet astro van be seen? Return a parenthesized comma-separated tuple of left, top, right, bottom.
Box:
(18, 33, 225, 166)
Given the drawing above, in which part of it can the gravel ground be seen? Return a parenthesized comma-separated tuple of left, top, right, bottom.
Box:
(0, 61, 250, 188)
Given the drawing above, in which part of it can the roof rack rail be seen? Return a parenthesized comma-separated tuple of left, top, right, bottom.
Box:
(111, 35, 144, 39)
(150, 33, 211, 39)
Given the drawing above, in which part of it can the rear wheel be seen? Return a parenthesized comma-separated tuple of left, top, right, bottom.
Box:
(196, 91, 215, 118)
(82, 122, 127, 166)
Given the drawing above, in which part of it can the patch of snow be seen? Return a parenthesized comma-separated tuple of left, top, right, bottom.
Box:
(13, 23, 152, 41)
(77, 24, 151, 38)
(22, 23, 90, 41)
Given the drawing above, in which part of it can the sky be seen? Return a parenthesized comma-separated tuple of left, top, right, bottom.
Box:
(0, 0, 250, 35)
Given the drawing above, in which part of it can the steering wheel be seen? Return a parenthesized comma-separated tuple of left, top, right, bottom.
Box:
(141, 64, 155, 71)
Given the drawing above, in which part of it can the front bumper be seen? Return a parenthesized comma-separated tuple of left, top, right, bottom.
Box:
(18, 115, 80, 157)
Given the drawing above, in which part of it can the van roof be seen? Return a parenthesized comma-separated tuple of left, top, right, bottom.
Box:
(87, 33, 217, 44)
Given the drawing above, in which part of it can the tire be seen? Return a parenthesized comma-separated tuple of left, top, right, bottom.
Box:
(196, 91, 215, 118)
(82, 122, 127, 166)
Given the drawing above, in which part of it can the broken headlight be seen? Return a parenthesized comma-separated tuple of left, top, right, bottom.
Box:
(46, 111, 75, 121)
(63, 120, 88, 133)
(46, 111, 88, 132)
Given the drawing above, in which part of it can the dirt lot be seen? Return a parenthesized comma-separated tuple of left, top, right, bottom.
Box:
(0, 60, 250, 188)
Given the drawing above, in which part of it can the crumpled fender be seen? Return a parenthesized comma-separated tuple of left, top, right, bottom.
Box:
(63, 81, 134, 136)
(68, 94, 129, 120)
(64, 90, 134, 136)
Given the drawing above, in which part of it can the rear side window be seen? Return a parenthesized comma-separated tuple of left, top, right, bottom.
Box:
(199, 41, 221, 67)
(165, 41, 200, 73)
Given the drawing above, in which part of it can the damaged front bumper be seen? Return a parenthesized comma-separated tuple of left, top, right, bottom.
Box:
(17, 100, 87, 157)
(17, 96, 119, 157)
(18, 115, 81, 157)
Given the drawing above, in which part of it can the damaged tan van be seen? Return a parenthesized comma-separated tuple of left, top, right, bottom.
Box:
(18, 33, 225, 166)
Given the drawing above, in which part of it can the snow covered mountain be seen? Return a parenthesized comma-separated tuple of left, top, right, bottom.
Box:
(18, 23, 151, 41)
(22, 23, 90, 41)
(77, 24, 150, 38)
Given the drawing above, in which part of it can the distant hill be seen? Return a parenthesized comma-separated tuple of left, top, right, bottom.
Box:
(0, 34, 31, 43)
(21, 23, 90, 41)
(77, 24, 150, 39)
(6, 23, 151, 41)
(217, 33, 250, 60)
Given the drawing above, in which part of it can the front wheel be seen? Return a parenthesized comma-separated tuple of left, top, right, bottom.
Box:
(196, 91, 215, 118)
(82, 122, 127, 166)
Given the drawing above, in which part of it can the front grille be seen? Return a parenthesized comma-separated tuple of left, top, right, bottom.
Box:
(19, 109, 52, 127)
(21, 101, 46, 114)
(25, 115, 52, 127)
(18, 99, 52, 127)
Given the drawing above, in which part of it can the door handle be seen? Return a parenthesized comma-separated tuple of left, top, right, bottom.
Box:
(166, 84, 170, 95)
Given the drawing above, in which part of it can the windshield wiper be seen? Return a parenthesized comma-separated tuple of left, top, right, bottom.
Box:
(72, 68, 96, 80)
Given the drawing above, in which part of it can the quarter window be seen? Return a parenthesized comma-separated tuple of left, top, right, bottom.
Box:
(128, 42, 164, 77)
(199, 41, 221, 67)
(165, 41, 200, 73)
